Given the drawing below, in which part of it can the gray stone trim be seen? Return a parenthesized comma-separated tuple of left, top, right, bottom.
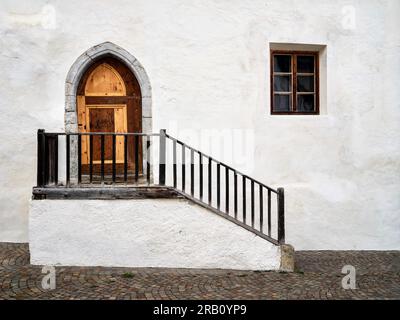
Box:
(279, 244, 295, 272)
(65, 42, 153, 182)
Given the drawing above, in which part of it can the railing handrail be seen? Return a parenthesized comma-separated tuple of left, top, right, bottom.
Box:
(43, 132, 160, 136)
(40, 131, 278, 193)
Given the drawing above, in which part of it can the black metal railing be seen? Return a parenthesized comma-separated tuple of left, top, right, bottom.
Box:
(37, 129, 158, 186)
(160, 130, 285, 244)
(36, 129, 285, 244)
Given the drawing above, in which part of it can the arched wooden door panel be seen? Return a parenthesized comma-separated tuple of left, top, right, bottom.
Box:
(77, 57, 142, 177)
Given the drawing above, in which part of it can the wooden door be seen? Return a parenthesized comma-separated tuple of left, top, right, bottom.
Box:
(77, 58, 142, 176)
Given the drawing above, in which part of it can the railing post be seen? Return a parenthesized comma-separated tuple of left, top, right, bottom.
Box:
(277, 187, 285, 244)
(159, 129, 166, 185)
(37, 129, 46, 187)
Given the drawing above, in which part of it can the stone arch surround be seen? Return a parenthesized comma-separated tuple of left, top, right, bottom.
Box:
(64, 42, 152, 181)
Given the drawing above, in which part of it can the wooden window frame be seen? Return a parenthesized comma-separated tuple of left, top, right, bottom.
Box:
(270, 50, 320, 115)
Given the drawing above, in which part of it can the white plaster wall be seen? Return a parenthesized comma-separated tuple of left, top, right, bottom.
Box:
(29, 199, 281, 270)
(0, 0, 399, 249)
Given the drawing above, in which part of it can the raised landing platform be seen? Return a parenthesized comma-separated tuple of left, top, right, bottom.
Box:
(29, 198, 289, 270)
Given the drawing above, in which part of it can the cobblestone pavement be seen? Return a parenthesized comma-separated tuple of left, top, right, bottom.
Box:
(0, 243, 399, 300)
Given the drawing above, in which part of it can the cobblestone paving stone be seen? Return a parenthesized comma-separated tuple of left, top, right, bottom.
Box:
(0, 243, 399, 300)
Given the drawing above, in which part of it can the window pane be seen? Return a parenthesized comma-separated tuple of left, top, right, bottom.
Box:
(297, 94, 315, 112)
(297, 75, 314, 92)
(274, 75, 291, 92)
(297, 55, 314, 73)
(273, 55, 291, 72)
(273, 94, 291, 112)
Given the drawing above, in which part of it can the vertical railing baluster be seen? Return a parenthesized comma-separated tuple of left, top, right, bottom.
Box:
(147, 137, 151, 184)
(135, 135, 139, 183)
(190, 149, 194, 196)
(268, 189, 271, 236)
(234, 172, 237, 219)
(124, 134, 128, 183)
(89, 135, 93, 184)
(66, 134, 70, 187)
(100, 134, 105, 183)
(208, 158, 212, 206)
(77, 134, 81, 184)
(181, 144, 186, 191)
(173, 140, 177, 188)
(112, 135, 116, 183)
(225, 166, 229, 214)
(159, 129, 166, 185)
(251, 180, 255, 228)
(242, 176, 246, 223)
(277, 188, 285, 244)
(217, 163, 220, 210)
(259, 185, 263, 233)
(199, 152, 203, 201)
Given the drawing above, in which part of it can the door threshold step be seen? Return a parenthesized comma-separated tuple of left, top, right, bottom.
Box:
(32, 186, 182, 200)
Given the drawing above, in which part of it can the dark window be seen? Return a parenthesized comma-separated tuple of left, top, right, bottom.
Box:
(271, 51, 319, 114)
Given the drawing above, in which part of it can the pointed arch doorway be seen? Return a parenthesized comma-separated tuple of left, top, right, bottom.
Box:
(65, 42, 152, 183)
(77, 57, 142, 177)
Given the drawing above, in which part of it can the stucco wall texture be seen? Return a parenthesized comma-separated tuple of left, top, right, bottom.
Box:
(1, 0, 399, 249)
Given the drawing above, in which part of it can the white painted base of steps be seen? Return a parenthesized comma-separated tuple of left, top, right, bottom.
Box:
(29, 199, 290, 270)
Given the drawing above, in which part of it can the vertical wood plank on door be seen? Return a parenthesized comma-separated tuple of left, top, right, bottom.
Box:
(77, 95, 88, 164)
(114, 106, 128, 163)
